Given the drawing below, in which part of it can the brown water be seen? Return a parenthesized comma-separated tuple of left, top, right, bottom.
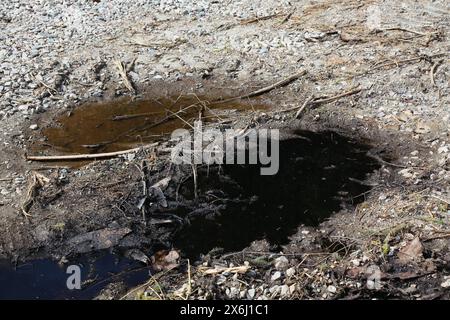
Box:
(41, 95, 267, 155)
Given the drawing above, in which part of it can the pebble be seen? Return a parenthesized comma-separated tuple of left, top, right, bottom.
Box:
(286, 267, 296, 277)
(247, 288, 255, 299)
(274, 256, 289, 270)
(29, 124, 38, 130)
(327, 285, 337, 293)
(280, 285, 289, 297)
(441, 277, 450, 288)
(271, 271, 281, 281)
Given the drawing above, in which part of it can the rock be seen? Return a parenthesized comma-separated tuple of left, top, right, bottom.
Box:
(29, 124, 38, 130)
(280, 285, 289, 297)
(67, 227, 131, 253)
(438, 146, 449, 154)
(271, 271, 281, 281)
(247, 288, 255, 299)
(286, 267, 295, 277)
(269, 285, 280, 294)
(327, 285, 337, 293)
(397, 237, 424, 264)
(289, 284, 296, 294)
(441, 277, 450, 288)
(274, 256, 289, 270)
(351, 259, 360, 267)
(151, 250, 180, 272)
(125, 249, 150, 264)
(398, 168, 414, 178)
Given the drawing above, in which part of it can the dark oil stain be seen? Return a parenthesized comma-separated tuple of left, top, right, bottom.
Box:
(173, 130, 381, 259)
(39, 95, 267, 155)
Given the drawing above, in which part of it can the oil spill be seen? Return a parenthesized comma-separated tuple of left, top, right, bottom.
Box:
(173, 130, 381, 259)
(39, 95, 267, 155)
(0, 251, 150, 299)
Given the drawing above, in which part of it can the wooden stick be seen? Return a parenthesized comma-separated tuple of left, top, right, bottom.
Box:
(26, 143, 158, 162)
(213, 70, 306, 104)
(430, 59, 442, 86)
(310, 87, 362, 105)
(381, 27, 432, 37)
(114, 60, 135, 94)
(240, 13, 284, 25)
(295, 95, 315, 118)
(112, 111, 164, 121)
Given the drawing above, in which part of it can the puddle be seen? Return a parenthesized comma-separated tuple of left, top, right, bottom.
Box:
(0, 251, 150, 299)
(174, 130, 381, 258)
(38, 95, 267, 155)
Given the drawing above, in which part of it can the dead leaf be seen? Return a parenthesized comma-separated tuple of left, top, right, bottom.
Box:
(397, 237, 424, 264)
(151, 250, 180, 272)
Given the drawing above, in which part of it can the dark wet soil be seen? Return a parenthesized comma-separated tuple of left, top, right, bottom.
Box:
(173, 130, 381, 258)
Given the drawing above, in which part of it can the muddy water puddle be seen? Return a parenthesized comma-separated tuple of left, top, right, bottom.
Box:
(38, 95, 267, 156)
(0, 251, 149, 299)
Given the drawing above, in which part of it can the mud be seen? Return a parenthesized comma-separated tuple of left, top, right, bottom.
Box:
(174, 130, 381, 258)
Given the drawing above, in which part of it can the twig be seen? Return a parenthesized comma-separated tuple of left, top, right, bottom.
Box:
(214, 71, 306, 104)
(310, 87, 362, 105)
(21, 172, 50, 218)
(187, 259, 192, 299)
(280, 9, 295, 24)
(240, 13, 284, 25)
(430, 59, 443, 86)
(112, 111, 163, 121)
(191, 164, 198, 199)
(140, 160, 149, 225)
(366, 152, 411, 169)
(381, 27, 433, 37)
(165, 108, 194, 129)
(113, 60, 135, 94)
(295, 95, 315, 118)
(26, 143, 158, 162)
(424, 194, 450, 205)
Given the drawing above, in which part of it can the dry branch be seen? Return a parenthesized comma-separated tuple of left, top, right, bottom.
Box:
(26, 143, 158, 162)
(310, 87, 362, 105)
(214, 71, 307, 104)
(21, 172, 50, 217)
(114, 60, 135, 94)
(430, 59, 443, 86)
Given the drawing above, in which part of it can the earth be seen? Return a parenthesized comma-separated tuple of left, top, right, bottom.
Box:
(0, 0, 449, 300)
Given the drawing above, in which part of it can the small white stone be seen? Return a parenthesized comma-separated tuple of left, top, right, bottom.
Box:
(327, 285, 337, 293)
(29, 124, 38, 130)
(271, 271, 281, 281)
(286, 267, 296, 277)
(351, 259, 360, 267)
(274, 256, 289, 270)
(441, 278, 450, 288)
(438, 146, 449, 154)
(280, 285, 289, 297)
(247, 288, 255, 299)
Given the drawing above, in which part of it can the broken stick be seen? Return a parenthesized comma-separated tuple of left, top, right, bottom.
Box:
(213, 70, 307, 104)
(26, 143, 158, 162)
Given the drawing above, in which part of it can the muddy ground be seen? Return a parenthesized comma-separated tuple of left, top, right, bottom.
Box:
(0, 1, 449, 299)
